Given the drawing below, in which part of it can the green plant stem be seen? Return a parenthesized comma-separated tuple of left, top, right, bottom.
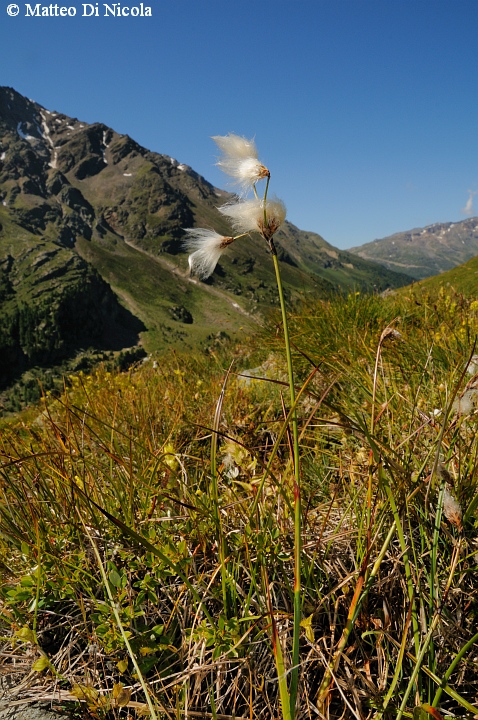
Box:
(318, 518, 397, 711)
(381, 469, 421, 659)
(74, 487, 215, 624)
(317, 564, 366, 709)
(32, 524, 41, 634)
(384, 634, 478, 716)
(374, 601, 413, 719)
(432, 629, 478, 708)
(396, 537, 462, 720)
(263, 175, 270, 219)
(249, 369, 315, 519)
(82, 521, 160, 720)
(211, 366, 233, 616)
(271, 249, 301, 718)
(263, 567, 292, 720)
(427, 480, 445, 692)
(396, 616, 440, 719)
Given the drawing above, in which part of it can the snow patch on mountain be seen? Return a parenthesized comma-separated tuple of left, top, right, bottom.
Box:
(16, 121, 34, 141)
(40, 111, 58, 169)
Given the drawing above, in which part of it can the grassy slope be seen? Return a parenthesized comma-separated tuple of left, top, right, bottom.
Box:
(74, 229, 335, 353)
(413, 251, 478, 296)
(278, 221, 413, 291)
(75, 235, 260, 352)
(0, 206, 85, 304)
(1, 277, 478, 719)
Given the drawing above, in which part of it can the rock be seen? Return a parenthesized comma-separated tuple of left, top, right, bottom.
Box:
(0, 678, 73, 720)
(0, 703, 72, 720)
(169, 305, 193, 324)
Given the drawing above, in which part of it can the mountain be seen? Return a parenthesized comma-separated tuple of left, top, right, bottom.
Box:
(0, 86, 412, 389)
(349, 218, 478, 280)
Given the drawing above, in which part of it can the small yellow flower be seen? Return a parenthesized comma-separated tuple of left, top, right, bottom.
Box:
(162, 443, 178, 471)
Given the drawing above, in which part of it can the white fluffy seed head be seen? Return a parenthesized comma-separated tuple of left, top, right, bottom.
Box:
(212, 134, 259, 160)
(467, 354, 478, 375)
(183, 228, 234, 279)
(212, 134, 269, 190)
(443, 487, 463, 530)
(218, 197, 286, 240)
(452, 388, 478, 416)
(218, 199, 263, 234)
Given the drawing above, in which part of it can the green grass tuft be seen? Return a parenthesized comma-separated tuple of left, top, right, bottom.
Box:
(1, 283, 478, 719)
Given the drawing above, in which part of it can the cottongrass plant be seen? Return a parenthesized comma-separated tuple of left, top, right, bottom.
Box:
(184, 134, 302, 720)
(1, 288, 478, 719)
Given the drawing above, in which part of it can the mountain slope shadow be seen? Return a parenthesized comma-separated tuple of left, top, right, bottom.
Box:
(0, 268, 146, 389)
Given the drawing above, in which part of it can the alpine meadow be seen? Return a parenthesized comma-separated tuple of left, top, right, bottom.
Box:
(1, 89, 478, 720)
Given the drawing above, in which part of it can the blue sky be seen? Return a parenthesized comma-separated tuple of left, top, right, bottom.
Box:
(2, 0, 477, 248)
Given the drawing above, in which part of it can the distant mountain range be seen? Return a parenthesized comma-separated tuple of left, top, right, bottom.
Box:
(0, 86, 412, 387)
(349, 218, 478, 280)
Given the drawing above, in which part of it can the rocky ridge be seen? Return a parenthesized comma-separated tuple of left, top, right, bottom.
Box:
(349, 218, 478, 280)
